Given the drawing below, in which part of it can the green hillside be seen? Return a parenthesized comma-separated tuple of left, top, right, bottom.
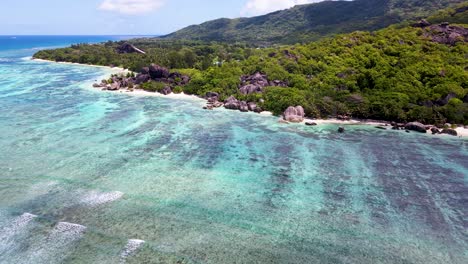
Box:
(162, 0, 466, 44)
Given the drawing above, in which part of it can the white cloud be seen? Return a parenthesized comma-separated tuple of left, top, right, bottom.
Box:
(98, 0, 165, 15)
(241, 0, 326, 16)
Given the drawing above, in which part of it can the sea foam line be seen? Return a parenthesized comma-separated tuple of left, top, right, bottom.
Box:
(120, 239, 145, 263)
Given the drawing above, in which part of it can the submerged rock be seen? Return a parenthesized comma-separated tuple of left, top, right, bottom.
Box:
(405, 122, 427, 133)
(283, 106, 305, 123)
(305, 122, 317, 126)
(338, 127, 345, 133)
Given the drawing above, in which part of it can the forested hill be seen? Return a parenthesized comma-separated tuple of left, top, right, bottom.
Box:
(161, 0, 466, 44)
(33, 4, 468, 125)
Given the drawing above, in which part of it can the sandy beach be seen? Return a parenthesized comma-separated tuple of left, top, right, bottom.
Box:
(32, 58, 128, 72)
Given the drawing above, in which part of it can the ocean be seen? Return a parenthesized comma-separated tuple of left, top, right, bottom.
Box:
(0, 36, 467, 263)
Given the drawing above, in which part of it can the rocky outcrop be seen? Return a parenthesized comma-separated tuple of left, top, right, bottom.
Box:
(161, 86, 172, 95)
(205, 92, 219, 102)
(135, 74, 150, 84)
(240, 84, 263, 95)
(441, 128, 458, 136)
(149, 64, 170, 79)
(116, 43, 146, 54)
(283, 106, 305, 122)
(412, 19, 431, 28)
(405, 122, 427, 133)
(239, 72, 287, 95)
(435, 92, 457, 106)
(224, 96, 240, 110)
(95, 64, 190, 95)
(431, 127, 440, 134)
(424, 23, 468, 46)
(239, 101, 249, 112)
(247, 102, 262, 113)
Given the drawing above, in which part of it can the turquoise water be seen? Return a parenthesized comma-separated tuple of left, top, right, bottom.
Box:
(0, 37, 467, 264)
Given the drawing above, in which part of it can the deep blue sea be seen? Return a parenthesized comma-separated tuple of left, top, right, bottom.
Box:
(0, 36, 467, 264)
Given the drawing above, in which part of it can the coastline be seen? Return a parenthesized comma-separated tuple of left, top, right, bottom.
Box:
(32, 58, 128, 72)
(303, 118, 468, 138)
(31, 58, 468, 138)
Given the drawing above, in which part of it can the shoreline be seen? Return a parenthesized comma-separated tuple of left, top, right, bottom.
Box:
(32, 58, 128, 72)
(31, 58, 468, 138)
(303, 118, 468, 138)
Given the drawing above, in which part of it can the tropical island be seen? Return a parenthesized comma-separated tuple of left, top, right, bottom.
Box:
(33, 0, 468, 135)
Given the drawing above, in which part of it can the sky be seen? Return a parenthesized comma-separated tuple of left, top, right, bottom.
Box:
(0, 0, 329, 35)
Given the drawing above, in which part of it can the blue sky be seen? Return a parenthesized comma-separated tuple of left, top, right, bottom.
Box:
(0, 0, 327, 35)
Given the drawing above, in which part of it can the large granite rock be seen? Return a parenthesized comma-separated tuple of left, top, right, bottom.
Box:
(239, 72, 287, 95)
(116, 43, 146, 54)
(239, 101, 249, 112)
(205, 92, 219, 102)
(161, 86, 172, 95)
(441, 128, 458, 136)
(135, 74, 150, 84)
(425, 23, 468, 46)
(141, 67, 150, 74)
(149, 64, 170, 79)
(108, 82, 120, 91)
(283, 106, 305, 122)
(240, 84, 262, 95)
(412, 19, 431, 28)
(405, 122, 427, 133)
(224, 96, 240, 110)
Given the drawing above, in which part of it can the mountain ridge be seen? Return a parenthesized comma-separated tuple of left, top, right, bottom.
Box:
(161, 0, 466, 44)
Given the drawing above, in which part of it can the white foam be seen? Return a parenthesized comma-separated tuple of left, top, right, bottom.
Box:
(51, 222, 87, 237)
(0, 213, 37, 238)
(0, 58, 13, 62)
(25, 222, 86, 263)
(120, 239, 145, 263)
(80, 191, 124, 206)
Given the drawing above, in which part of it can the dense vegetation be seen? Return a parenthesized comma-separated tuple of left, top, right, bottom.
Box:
(161, 0, 466, 45)
(34, 4, 468, 125)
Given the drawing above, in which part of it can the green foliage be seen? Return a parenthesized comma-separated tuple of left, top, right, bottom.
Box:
(141, 81, 166, 92)
(32, 6, 468, 124)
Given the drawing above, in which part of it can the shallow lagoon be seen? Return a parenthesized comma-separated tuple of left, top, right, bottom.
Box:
(0, 44, 467, 264)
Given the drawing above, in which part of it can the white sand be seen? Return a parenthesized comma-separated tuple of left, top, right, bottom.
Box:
(455, 127, 468, 137)
(124, 89, 205, 102)
(304, 118, 389, 127)
(32, 58, 128, 72)
(304, 118, 468, 138)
